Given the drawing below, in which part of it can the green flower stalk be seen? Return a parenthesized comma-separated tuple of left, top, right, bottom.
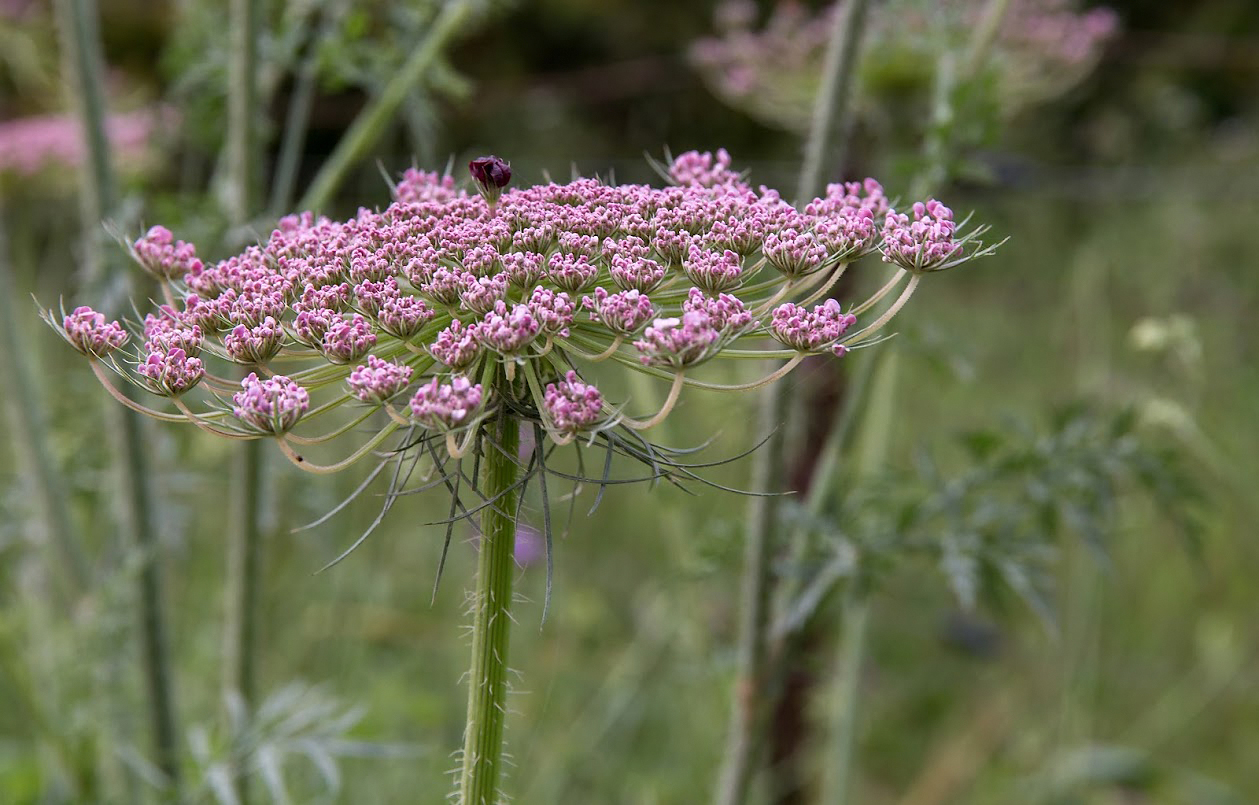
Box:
(48, 150, 998, 804)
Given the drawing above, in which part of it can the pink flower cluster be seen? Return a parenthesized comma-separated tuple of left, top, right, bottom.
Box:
(583, 287, 656, 336)
(232, 373, 310, 434)
(347, 355, 413, 403)
(0, 108, 172, 177)
(55, 150, 993, 457)
(132, 226, 204, 281)
(881, 200, 964, 273)
(770, 299, 857, 355)
(138, 348, 205, 397)
(543, 371, 605, 434)
(409, 376, 484, 430)
(690, 0, 1119, 134)
(634, 312, 722, 368)
(62, 306, 129, 357)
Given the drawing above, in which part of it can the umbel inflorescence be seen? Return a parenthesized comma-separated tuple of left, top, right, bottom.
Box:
(48, 149, 1000, 805)
(48, 150, 996, 525)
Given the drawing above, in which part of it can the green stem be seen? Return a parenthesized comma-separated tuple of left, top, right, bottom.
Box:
(222, 440, 262, 800)
(822, 347, 900, 804)
(223, 4, 263, 801)
(0, 215, 89, 602)
(459, 410, 520, 805)
(268, 9, 337, 217)
(53, 0, 183, 797)
(299, 0, 475, 212)
(912, 0, 1012, 199)
(827, 594, 870, 804)
(52, 0, 115, 290)
(795, 0, 871, 204)
(114, 403, 183, 798)
(224, 0, 261, 226)
(714, 374, 786, 805)
(716, 4, 871, 803)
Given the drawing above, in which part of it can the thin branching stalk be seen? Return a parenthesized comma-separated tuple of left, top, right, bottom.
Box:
(715, 3, 871, 803)
(222, 3, 264, 801)
(0, 215, 89, 603)
(459, 410, 521, 805)
(299, 0, 475, 212)
(53, 0, 183, 796)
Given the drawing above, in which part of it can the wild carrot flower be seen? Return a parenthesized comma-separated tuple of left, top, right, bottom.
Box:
(49, 150, 999, 805)
(50, 149, 996, 471)
(690, 0, 1119, 134)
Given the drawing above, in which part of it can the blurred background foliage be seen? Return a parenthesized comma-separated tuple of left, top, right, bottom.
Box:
(1, 0, 1257, 802)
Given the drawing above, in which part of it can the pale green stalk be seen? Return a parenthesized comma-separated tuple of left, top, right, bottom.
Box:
(299, 0, 475, 212)
(222, 3, 264, 801)
(459, 411, 521, 805)
(53, 0, 183, 796)
(715, 3, 871, 803)
(0, 215, 88, 603)
(52, 0, 112, 288)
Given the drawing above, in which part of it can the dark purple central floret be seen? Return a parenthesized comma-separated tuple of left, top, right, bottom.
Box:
(468, 155, 512, 197)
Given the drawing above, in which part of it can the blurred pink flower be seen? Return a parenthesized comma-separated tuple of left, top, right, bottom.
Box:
(0, 107, 174, 177)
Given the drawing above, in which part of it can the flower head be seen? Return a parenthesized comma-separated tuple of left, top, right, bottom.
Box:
(61, 306, 129, 357)
(321, 314, 377, 364)
(770, 299, 856, 354)
(410, 376, 484, 430)
(138, 347, 205, 396)
(55, 149, 997, 486)
(469, 155, 512, 206)
(224, 317, 285, 364)
(634, 312, 722, 368)
(543, 371, 604, 434)
(347, 355, 414, 403)
(232, 373, 309, 434)
(881, 200, 965, 273)
(132, 225, 203, 280)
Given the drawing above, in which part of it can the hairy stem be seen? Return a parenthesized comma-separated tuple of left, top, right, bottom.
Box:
(459, 411, 521, 805)
(53, 0, 183, 796)
(299, 0, 475, 212)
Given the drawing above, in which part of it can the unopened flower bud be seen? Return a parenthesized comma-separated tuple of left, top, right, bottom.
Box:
(468, 155, 512, 206)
